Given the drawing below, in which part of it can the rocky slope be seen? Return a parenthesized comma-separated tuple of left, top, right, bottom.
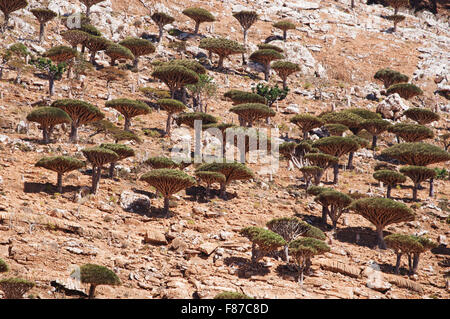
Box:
(0, 0, 449, 299)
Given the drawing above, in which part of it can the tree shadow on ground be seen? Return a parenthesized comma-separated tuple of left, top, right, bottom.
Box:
(142, 127, 166, 138)
(223, 257, 270, 278)
(431, 245, 450, 256)
(185, 185, 237, 202)
(293, 212, 332, 232)
(377, 262, 411, 276)
(335, 226, 390, 248)
(275, 263, 300, 282)
(264, 35, 283, 43)
(23, 182, 80, 195)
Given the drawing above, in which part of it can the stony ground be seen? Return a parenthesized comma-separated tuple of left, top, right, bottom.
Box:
(0, 0, 449, 299)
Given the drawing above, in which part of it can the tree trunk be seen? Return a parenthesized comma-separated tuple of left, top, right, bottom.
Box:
(376, 227, 386, 249)
(347, 152, 354, 170)
(408, 254, 412, 272)
(251, 243, 259, 264)
(166, 113, 172, 136)
(411, 254, 420, 275)
(393, 21, 397, 32)
(88, 284, 96, 299)
(298, 268, 304, 286)
(283, 30, 287, 41)
(109, 162, 115, 178)
(57, 172, 63, 193)
(124, 117, 131, 131)
(395, 253, 402, 274)
(333, 162, 339, 184)
(242, 29, 248, 65)
(282, 77, 288, 90)
(386, 184, 392, 199)
(2, 14, 9, 32)
(86, 6, 91, 18)
(49, 76, 55, 97)
(194, 22, 200, 34)
(303, 130, 308, 140)
(158, 26, 163, 43)
(90, 51, 96, 65)
(39, 23, 45, 43)
(429, 178, 434, 197)
(284, 245, 289, 263)
(264, 64, 270, 81)
(218, 55, 224, 69)
(42, 127, 49, 144)
(322, 206, 328, 225)
(412, 183, 418, 201)
(163, 197, 170, 216)
(371, 135, 377, 150)
(220, 183, 227, 200)
(69, 123, 78, 143)
(133, 58, 138, 69)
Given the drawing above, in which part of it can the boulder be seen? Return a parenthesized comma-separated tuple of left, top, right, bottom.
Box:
(376, 93, 408, 120)
(120, 191, 151, 215)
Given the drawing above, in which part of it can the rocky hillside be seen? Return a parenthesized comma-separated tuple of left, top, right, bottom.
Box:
(0, 0, 449, 299)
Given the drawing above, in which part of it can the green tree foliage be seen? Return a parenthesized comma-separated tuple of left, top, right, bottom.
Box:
(0, 0, 28, 31)
(273, 20, 296, 40)
(151, 12, 175, 42)
(224, 90, 266, 105)
(0, 278, 34, 299)
(30, 8, 57, 43)
(140, 169, 195, 216)
(119, 37, 155, 68)
(381, 143, 450, 166)
(52, 99, 104, 142)
(82, 147, 118, 194)
(175, 112, 217, 128)
(403, 107, 440, 125)
(61, 29, 90, 50)
(314, 190, 352, 231)
(35, 156, 84, 193)
(252, 83, 289, 108)
(84, 35, 111, 64)
(400, 165, 436, 201)
(361, 119, 392, 150)
(320, 111, 364, 135)
(195, 171, 226, 197)
(77, 264, 120, 299)
(374, 68, 409, 88)
(186, 74, 217, 113)
(157, 99, 186, 135)
(232, 10, 258, 65)
(105, 43, 134, 66)
(145, 156, 178, 169)
(33, 57, 67, 96)
(271, 61, 300, 90)
(249, 49, 284, 81)
(348, 198, 415, 249)
(182, 7, 215, 34)
(304, 152, 338, 185)
(324, 123, 348, 136)
(43, 45, 78, 64)
(230, 103, 276, 127)
(240, 227, 286, 263)
(152, 64, 199, 98)
(290, 114, 324, 140)
(199, 37, 245, 69)
(257, 43, 284, 52)
(389, 123, 434, 143)
(373, 170, 406, 198)
(26, 107, 71, 144)
(100, 143, 135, 178)
(386, 83, 423, 100)
(2, 42, 30, 84)
(105, 99, 151, 131)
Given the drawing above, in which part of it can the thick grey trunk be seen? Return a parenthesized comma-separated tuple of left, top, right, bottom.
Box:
(333, 163, 339, 184)
(57, 173, 63, 193)
(163, 197, 170, 216)
(39, 23, 45, 43)
(376, 227, 386, 249)
(395, 253, 402, 274)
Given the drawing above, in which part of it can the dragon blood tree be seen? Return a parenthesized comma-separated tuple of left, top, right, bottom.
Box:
(224, 90, 267, 105)
(0, 0, 28, 32)
(230, 103, 275, 127)
(76, 264, 120, 299)
(386, 83, 423, 100)
(100, 144, 135, 178)
(175, 111, 217, 129)
(43, 45, 78, 78)
(84, 34, 111, 64)
(314, 190, 352, 231)
(361, 118, 392, 150)
(79, 0, 106, 17)
(199, 37, 245, 69)
(304, 152, 338, 185)
(52, 99, 104, 143)
(289, 238, 330, 286)
(240, 227, 286, 264)
(400, 165, 436, 200)
(232, 10, 258, 65)
(82, 147, 118, 194)
(140, 169, 195, 217)
(0, 278, 34, 299)
(403, 107, 440, 125)
(249, 49, 284, 81)
(389, 123, 434, 143)
(105, 99, 151, 131)
(257, 43, 284, 52)
(33, 57, 67, 97)
(290, 114, 324, 140)
(195, 171, 226, 198)
(157, 99, 186, 136)
(30, 8, 57, 43)
(26, 107, 71, 143)
(385, 234, 437, 275)
(384, 0, 410, 32)
(346, 135, 369, 170)
(98, 66, 129, 101)
(151, 11, 175, 43)
(214, 291, 252, 299)
(320, 111, 364, 135)
(145, 156, 179, 169)
(104, 43, 134, 66)
(324, 123, 349, 136)
(119, 37, 155, 68)
(299, 166, 323, 189)
(152, 64, 199, 98)
(61, 29, 90, 50)
(182, 7, 215, 35)
(373, 170, 406, 198)
(271, 61, 300, 90)
(196, 162, 254, 200)
(267, 217, 325, 262)
(35, 156, 84, 193)
(439, 133, 450, 151)
(312, 136, 359, 184)
(273, 20, 296, 41)
(374, 68, 408, 89)
(349, 197, 415, 249)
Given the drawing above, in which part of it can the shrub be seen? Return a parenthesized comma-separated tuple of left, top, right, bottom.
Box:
(0, 258, 8, 272)
(151, 12, 175, 42)
(30, 8, 57, 43)
(157, 99, 186, 135)
(32, 57, 67, 96)
(385, 234, 437, 274)
(199, 37, 245, 69)
(52, 99, 104, 142)
(232, 10, 258, 64)
(77, 264, 120, 299)
(79, 0, 106, 17)
(403, 107, 440, 125)
(105, 99, 151, 131)
(230, 103, 275, 127)
(140, 169, 195, 216)
(289, 238, 330, 285)
(224, 90, 266, 105)
(361, 119, 392, 150)
(386, 83, 423, 100)
(182, 7, 215, 34)
(152, 64, 199, 98)
(273, 20, 296, 40)
(290, 114, 324, 140)
(251, 83, 289, 107)
(373, 170, 406, 198)
(0, 278, 34, 299)
(400, 165, 436, 201)
(389, 123, 434, 143)
(214, 291, 252, 299)
(249, 49, 284, 81)
(0, 0, 27, 31)
(195, 171, 226, 197)
(312, 136, 359, 184)
(240, 227, 286, 263)
(348, 198, 415, 249)
(82, 147, 119, 194)
(100, 144, 135, 178)
(105, 43, 134, 66)
(175, 112, 217, 128)
(196, 162, 254, 199)
(381, 143, 450, 166)
(186, 74, 217, 113)
(374, 68, 408, 88)
(26, 107, 71, 143)
(35, 156, 85, 193)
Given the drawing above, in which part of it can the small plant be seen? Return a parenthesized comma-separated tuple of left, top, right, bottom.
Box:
(434, 168, 448, 180)
(251, 83, 289, 107)
(214, 291, 252, 299)
(0, 258, 8, 273)
(76, 264, 120, 299)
